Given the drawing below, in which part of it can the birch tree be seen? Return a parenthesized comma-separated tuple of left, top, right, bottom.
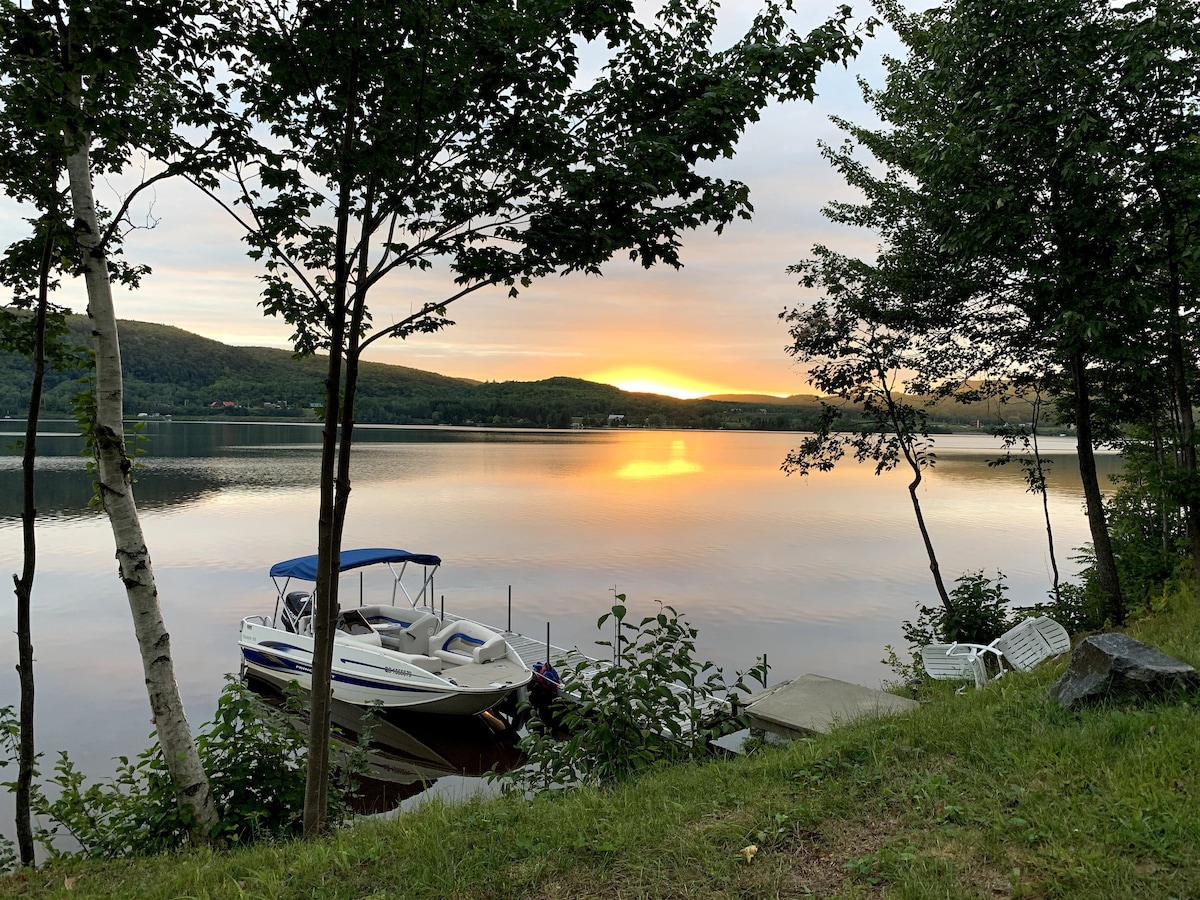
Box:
(0, 0, 233, 840)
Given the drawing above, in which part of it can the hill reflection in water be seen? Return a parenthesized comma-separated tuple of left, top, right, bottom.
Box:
(0, 419, 630, 519)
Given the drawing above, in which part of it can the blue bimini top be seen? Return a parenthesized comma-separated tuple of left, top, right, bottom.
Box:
(269, 548, 442, 581)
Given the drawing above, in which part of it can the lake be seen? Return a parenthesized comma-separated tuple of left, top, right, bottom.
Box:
(0, 421, 1119, 827)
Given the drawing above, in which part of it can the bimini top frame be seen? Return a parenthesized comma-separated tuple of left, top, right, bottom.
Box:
(269, 547, 442, 618)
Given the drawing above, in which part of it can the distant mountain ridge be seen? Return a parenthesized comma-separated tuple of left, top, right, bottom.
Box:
(701, 392, 821, 405)
(0, 318, 828, 431)
(0, 317, 1031, 430)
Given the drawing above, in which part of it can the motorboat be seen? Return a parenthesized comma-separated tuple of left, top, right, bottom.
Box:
(238, 548, 534, 715)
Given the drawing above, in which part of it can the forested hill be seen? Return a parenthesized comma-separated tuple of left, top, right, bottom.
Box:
(0, 317, 1033, 430)
(0, 318, 834, 430)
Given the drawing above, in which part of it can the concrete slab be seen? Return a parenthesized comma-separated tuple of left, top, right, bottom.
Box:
(743, 673, 917, 740)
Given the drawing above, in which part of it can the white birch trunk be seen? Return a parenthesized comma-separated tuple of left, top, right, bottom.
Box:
(64, 83, 218, 841)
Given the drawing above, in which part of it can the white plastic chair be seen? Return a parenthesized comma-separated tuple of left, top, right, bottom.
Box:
(990, 615, 1071, 673)
(921, 619, 1075, 691)
(920, 642, 998, 690)
(922, 615, 1070, 690)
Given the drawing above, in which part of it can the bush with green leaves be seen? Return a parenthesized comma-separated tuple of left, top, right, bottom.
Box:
(500, 597, 767, 793)
(886, 571, 1014, 682)
(0, 676, 373, 864)
(1091, 459, 1191, 621)
(1058, 433, 1197, 630)
(905, 571, 1014, 647)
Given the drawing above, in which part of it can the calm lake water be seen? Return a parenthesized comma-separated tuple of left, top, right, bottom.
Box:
(0, 421, 1119, 828)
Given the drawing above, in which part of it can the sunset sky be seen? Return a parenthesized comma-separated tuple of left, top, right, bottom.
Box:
(1, 3, 901, 400)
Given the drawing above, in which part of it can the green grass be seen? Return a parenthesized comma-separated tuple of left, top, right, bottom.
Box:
(5, 602, 1200, 899)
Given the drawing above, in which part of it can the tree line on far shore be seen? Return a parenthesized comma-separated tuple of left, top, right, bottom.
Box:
(0, 316, 1047, 432)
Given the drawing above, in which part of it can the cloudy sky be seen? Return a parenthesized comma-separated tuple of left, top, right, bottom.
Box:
(3, 2, 901, 400)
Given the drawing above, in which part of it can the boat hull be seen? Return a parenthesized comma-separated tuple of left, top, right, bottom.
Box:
(238, 619, 529, 715)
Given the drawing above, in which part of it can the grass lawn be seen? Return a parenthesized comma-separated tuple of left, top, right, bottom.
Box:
(3, 601, 1199, 899)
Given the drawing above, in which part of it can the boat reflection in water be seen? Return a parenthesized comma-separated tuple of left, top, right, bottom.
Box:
(243, 673, 527, 816)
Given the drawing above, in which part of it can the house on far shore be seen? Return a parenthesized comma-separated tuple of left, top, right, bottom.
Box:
(607, 414, 625, 425)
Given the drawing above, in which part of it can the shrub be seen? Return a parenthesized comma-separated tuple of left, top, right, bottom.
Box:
(499, 597, 767, 793)
(0, 677, 373, 864)
(903, 571, 1014, 648)
(888, 571, 1014, 682)
(1063, 431, 1197, 629)
(1036, 572, 1110, 634)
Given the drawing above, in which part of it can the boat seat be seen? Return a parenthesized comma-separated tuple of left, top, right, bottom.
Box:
(470, 634, 508, 664)
(431, 621, 508, 665)
(372, 611, 441, 656)
(334, 608, 384, 647)
(357, 605, 410, 627)
(296, 615, 313, 637)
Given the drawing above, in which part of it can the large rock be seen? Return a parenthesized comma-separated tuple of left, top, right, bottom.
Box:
(1048, 633, 1199, 708)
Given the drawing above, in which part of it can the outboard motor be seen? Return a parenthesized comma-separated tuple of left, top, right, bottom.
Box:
(281, 591, 313, 633)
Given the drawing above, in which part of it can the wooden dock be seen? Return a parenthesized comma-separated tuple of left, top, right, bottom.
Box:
(448, 612, 713, 715)
(501, 629, 596, 672)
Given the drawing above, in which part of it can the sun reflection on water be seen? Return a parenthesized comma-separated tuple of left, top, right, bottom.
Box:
(614, 458, 703, 480)
(613, 438, 703, 480)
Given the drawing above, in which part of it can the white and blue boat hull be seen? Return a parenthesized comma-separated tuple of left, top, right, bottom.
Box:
(239, 618, 530, 715)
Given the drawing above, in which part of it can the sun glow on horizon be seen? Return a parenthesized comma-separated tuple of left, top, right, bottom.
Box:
(588, 366, 787, 401)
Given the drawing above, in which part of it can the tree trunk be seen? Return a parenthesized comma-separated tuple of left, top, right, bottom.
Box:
(302, 331, 344, 836)
(12, 233, 54, 866)
(333, 178, 376, 559)
(1069, 349, 1124, 623)
(302, 372, 342, 838)
(1153, 418, 1169, 555)
(1148, 167, 1200, 588)
(302, 35, 361, 838)
(882, 380, 953, 612)
(1165, 257, 1200, 589)
(63, 72, 217, 841)
(1030, 393, 1060, 603)
(1034, 452, 1061, 604)
(904, 453, 954, 612)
